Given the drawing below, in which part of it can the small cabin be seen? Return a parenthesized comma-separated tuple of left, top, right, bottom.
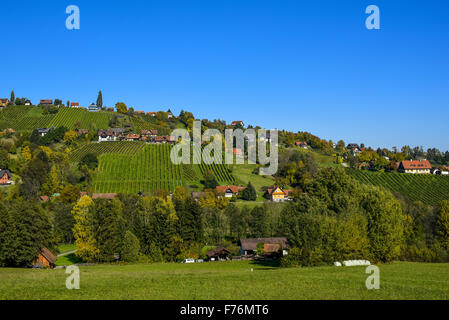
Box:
(33, 248, 57, 268)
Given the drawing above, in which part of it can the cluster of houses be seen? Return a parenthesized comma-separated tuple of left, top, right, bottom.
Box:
(97, 128, 176, 144)
(191, 185, 292, 202)
(36, 236, 290, 268)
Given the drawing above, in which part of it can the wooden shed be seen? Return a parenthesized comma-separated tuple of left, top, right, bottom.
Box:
(207, 247, 231, 261)
(33, 248, 57, 268)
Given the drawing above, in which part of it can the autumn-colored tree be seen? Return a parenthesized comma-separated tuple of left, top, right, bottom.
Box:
(72, 196, 99, 262)
(41, 166, 61, 196)
(115, 102, 128, 114)
(21, 146, 32, 161)
(64, 130, 78, 145)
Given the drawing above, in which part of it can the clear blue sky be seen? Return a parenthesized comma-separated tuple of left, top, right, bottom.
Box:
(1, 0, 448, 150)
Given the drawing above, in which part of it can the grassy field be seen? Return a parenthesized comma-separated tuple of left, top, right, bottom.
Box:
(348, 169, 449, 206)
(231, 164, 275, 191)
(0, 261, 448, 300)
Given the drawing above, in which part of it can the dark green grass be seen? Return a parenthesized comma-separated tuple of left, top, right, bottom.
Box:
(0, 261, 448, 300)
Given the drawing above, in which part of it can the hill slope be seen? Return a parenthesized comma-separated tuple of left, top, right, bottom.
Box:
(348, 169, 449, 206)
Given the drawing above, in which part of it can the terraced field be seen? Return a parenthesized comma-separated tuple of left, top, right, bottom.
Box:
(348, 169, 449, 206)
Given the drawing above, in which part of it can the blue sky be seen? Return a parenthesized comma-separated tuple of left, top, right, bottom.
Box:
(1, 0, 448, 150)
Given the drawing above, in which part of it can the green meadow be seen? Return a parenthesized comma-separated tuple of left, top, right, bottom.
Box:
(1, 261, 448, 300)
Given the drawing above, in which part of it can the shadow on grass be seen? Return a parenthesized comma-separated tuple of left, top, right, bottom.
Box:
(249, 258, 281, 270)
(55, 253, 83, 266)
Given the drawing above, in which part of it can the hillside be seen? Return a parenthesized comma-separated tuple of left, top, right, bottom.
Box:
(70, 142, 236, 193)
(348, 169, 449, 206)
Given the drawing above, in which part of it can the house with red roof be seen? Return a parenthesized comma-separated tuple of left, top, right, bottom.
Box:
(398, 160, 432, 174)
(216, 185, 246, 198)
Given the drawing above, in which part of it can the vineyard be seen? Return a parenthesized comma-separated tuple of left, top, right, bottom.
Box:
(93, 144, 184, 193)
(0, 106, 54, 131)
(69, 141, 146, 162)
(348, 169, 449, 206)
(49, 107, 112, 129)
(86, 142, 236, 193)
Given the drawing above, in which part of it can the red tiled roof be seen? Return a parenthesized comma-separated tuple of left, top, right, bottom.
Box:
(216, 185, 246, 194)
(400, 160, 432, 170)
(126, 134, 140, 140)
(71, 102, 79, 106)
(267, 187, 292, 196)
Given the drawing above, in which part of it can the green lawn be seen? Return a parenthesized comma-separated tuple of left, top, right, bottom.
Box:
(0, 261, 448, 300)
(231, 164, 275, 191)
(57, 243, 77, 254)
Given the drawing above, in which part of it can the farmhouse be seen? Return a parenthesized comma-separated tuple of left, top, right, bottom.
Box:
(266, 186, 292, 202)
(0, 169, 13, 185)
(88, 103, 99, 112)
(126, 133, 141, 141)
(146, 112, 157, 117)
(40, 99, 53, 105)
(33, 248, 57, 268)
(231, 120, 244, 127)
(398, 160, 432, 174)
(70, 102, 80, 108)
(295, 141, 308, 149)
(216, 185, 246, 198)
(98, 129, 124, 142)
(0, 98, 10, 107)
(240, 237, 290, 257)
(37, 126, 54, 137)
(77, 129, 89, 136)
(24, 100, 32, 106)
(207, 247, 232, 261)
(154, 135, 176, 144)
(141, 129, 158, 138)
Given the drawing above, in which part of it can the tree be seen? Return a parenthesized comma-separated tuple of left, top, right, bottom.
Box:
(21, 146, 32, 161)
(92, 199, 125, 262)
(0, 149, 9, 169)
(53, 203, 76, 244)
(121, 231, 140, 262)
(203, 170, 218, 189)
(54, 99, 63, 106)
(249, 206, 268, 237)
(78, 153, 98, 170)
(115, 102, 128, 114)
(241, 182, 257, 201)
(0, 201, 54, 267)
(96, 90, 103, 109)
(10, 91, 15, 105)
(41, 166, 61, 196)
(437, 200, 449, 249)
(64, 130, 78, 145)
(72, 196, 99, 262)
(361, 186, 404, 262)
